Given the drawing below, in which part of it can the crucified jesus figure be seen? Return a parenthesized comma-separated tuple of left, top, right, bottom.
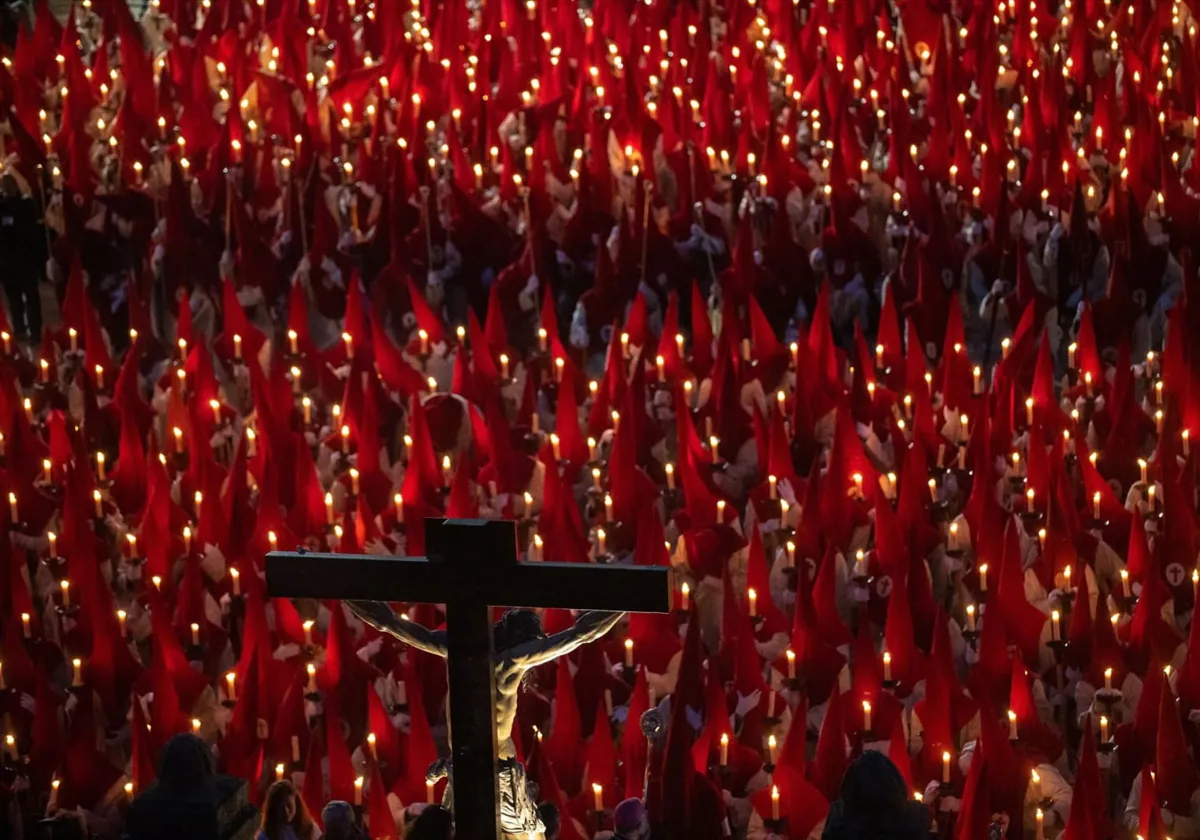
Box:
(349, 602, 624, 837)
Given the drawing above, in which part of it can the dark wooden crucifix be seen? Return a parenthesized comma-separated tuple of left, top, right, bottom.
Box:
(266, 518, 671, 840)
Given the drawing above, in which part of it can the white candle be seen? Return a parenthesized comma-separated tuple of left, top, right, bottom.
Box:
(719, 733, 729, 766)
(353, 776, 363, 805)
(1026, 488, 1035, 513)
(1100, 715, 1109, 742)
(190, 623, 201, 646)
(748, 588, 758, 617)
(771, 785, 780, 820)
(21, 613, 30, 639)
(1050, 610, 1061, 641)
(681, 582, 690, 611)
(592, 783, 604, 811)
(426, 779, 436, 804)
(1093, 491, 1102, 519)
(1121, 569, 1131, 598)
(862, 700, 872, 731)
(60, 580, 70, 608)
(942, 750, 952, 783)
(966, 604, 976, 633)
(1104, 667, 1113, 691)
(1035, 808, 1044, 840)
(786, 649, 796, 679)
(117, 610, 127, 636)
(767, 734, 777, 765)
(303, 620, 314, 647)
(72, 657, 83, 686)
(978, 563, 988, 592)
(665, 463, 675, 490)
(624, 638, 634, 668)
(883, 651, 892, 682)
(226, 672, 237, 701)
(1008, 709, 1017, 739)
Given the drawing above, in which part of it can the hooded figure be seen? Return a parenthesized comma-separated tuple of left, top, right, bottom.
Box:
(123, 733, 221, 840)
(820, 751, 930, 840)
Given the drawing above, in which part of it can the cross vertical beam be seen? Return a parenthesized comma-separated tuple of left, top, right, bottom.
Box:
(443, 596, 500, 838)
(427, 518, 507, 839)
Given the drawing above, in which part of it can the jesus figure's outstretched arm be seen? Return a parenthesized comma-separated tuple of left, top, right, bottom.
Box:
(504, 611, 624, 669)
(349, 600, 448, 658)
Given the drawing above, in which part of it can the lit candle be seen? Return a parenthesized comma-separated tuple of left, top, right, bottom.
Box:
(942, 750, 952, 783)
(61, 579, 71, 608)
(596, 528, 606, 556)
(655, 354, 665, 382)
(1035, 808, 1044, 840)
(768, 475, 778, 499)
(624, 638, 634, 668)
(117, 609, 127, 636)
(1100, 715, 1109, 742)
(48, 531, 57, 557)
(349, 468, 360, 496)
(1025, 397, 1034, 426)
(226, 672, 237, 701)
(426, 779, 436, 804)
(771, 785, 781, 820)
(550, 433, 561, 461)
(1120, 568, 1131, 598)
(883, 651, 892, 682)
(442, 455, 452, 484)
(173, 426, 185, 453)
(966, 604, 976, 633)
(275, 763, 286, 780)
(72, 657, 83, 686)
(303, 620, 315, 647)
(1084, 371, 1093, 397)
(786, 648, 796, 679)
(948, 522, 959, 551)
(1093, 491, 1102, 520)
(1139, 458, 1148, 484)
(767, 733, 777, 765)
(325, 492, 335, 525)
(1050, 609, 1061, 641)
(681, 582, 690, 611)
(267, 531, 277, 552)
(190, 623, 201, 646)
(419, 329, 430, 355)
(1026, 488, 1035, 513)
(592, 783, 604, 811)
(979, 563, 988, 592)
(1008, 709, 1017, 739)
(288, 329, 299, 354)
(719, 733, 729, 766)
(1104, 667, 1113, 691)
(353, 776, 363, 805)
(500, 353, 510, 379)
(928, 478, 938, 503)
(973, 366, 982, 394)
(394, 493, 405, 523)
(306, 663, 317, 693)
(1068, 342, 1077, 369)
(233, 334, 242, 360)
(342, 331, 353, 359)
(862, 700, 872, 731)
(604, 494, 614, 523)
(748, 588, 758, 617)
(21, 613, 30, 639)
(68, 327, 78, 352)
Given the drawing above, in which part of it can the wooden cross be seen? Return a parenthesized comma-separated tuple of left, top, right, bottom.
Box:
(266, 518, 671, 840)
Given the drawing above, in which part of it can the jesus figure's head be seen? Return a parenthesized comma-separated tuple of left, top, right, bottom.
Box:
(494, 608, 546, 651)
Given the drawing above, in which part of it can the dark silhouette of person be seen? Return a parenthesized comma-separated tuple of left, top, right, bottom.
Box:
(821, 751, 930, 840)
(122, 733, 221, 840)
